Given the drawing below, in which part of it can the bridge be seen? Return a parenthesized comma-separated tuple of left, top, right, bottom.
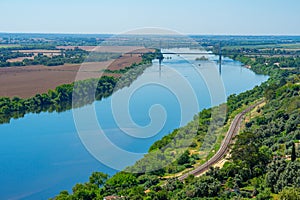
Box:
(125, 45, 224, 74)
(157, 51, 222, 74)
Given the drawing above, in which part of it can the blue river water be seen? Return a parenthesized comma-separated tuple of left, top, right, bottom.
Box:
(0, 49, 268, 199)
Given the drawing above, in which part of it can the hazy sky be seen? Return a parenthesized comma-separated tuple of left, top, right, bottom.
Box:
(1, 0, 300, 35)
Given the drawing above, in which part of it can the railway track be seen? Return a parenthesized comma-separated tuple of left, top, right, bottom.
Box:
(178, 100, 264, 181)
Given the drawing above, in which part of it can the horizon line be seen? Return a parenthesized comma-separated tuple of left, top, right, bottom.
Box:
(1, 32, 300, 37)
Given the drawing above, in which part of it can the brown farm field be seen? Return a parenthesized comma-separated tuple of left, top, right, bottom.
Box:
(0, 52, 145, 98)
(7, 56, 35, 62)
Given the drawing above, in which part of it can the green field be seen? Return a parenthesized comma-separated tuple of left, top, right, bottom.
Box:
(223, 43, 300, 50)
(0, 44, 21, 49)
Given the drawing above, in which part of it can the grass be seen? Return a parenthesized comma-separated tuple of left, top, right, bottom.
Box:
(0, 44, 21, 49)
(277, 43, 300, 49)
(240, 186, 255, 191)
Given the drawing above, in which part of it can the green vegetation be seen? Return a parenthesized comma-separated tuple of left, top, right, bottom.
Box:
(0, 49, 30, 65)
(232, 55, 300, 72)
(278, 187, 300, 200)
(0, 44, 22, 49)
(53, 48, 300, 199)
(0, 33, 107, 46)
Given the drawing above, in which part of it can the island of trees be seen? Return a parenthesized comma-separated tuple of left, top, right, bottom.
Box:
(195, 56, 208, 61)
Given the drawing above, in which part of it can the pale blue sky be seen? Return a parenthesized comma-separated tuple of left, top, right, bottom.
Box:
(0, 0, 299, 35)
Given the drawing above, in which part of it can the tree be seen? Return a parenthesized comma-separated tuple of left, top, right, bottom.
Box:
(104, 172, 138, 193)
(89, 172, 109, 188)
(278, 187, 300, 200)
(55, 190, 71, 200)
(177, 150, 190, 165)
(182, 176, 221, 198)
(266, 159, 300, 193)
(72, 183, 99, 200)
(291, 142, 296, 162)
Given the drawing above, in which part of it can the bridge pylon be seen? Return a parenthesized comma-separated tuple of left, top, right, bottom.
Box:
(157, 50, 164, 71)
(218, 43, 222, 75)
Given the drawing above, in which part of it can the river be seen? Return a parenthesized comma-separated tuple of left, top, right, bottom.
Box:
(0, 48, 268, 199)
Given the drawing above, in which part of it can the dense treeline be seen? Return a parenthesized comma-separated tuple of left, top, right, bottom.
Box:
(0, 47, 122, 67)
(0, 49, 31, 64)
(0, 76, 117, 124)
(0, 44, 57, 50)
(232, 55, 300, 75)
(197, 35, 300, 49)
(221, 47, 300, 57)
(54, 54, 300, 199)
(0, 34, 107, 46)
